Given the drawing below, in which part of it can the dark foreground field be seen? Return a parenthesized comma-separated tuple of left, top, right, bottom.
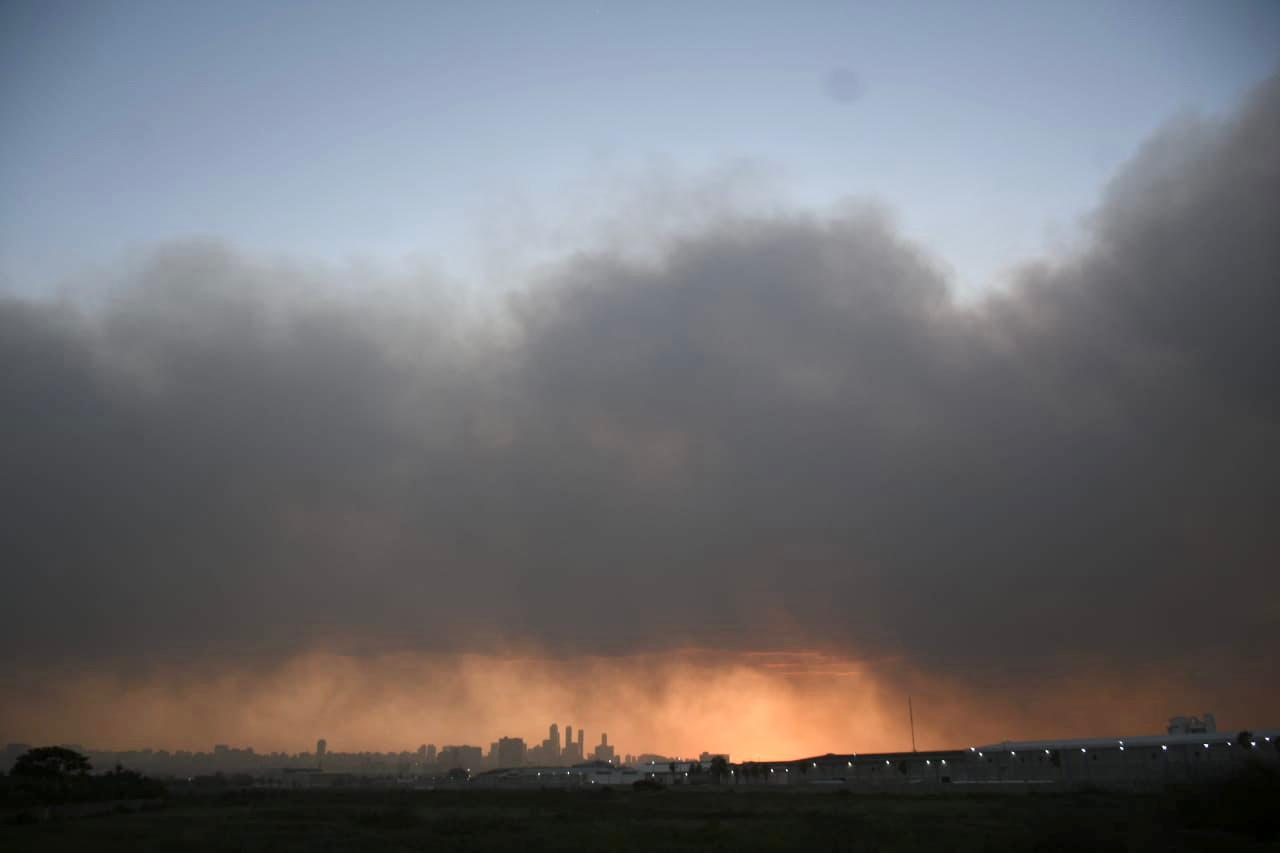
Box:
(3, 786, 1278, 852)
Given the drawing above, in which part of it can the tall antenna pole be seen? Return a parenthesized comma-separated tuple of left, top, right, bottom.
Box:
(908, 696, 917, 753)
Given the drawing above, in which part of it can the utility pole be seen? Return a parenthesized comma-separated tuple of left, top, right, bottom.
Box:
(908, 696, 917, 753)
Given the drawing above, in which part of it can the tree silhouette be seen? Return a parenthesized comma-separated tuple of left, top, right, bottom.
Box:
(709, 755, 730, 783)
(11, 746, 91, 779)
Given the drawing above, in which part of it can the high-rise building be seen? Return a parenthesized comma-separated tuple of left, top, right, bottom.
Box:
(497, 736, 526, 768)
(426, 744, 437, 764)
(545, 723, 561, 761)
(439, 745, 483, 770)
(557, 726, 585, 763)
(593, 732, 615, 763)
(316, 739, 327, 758)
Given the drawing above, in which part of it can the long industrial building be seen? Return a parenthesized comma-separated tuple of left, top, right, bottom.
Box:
(728, 720, 1280, 790)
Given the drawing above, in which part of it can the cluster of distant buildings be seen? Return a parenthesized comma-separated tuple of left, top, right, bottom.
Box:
(482, 723, 617, 769)
(326, 722, 627, 775)
(1, 722, 636, 781)
(6, 713, 1275, 792)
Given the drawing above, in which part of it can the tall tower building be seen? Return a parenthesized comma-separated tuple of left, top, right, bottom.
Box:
(593, 732, 615, 764)
(566, 725, 573, 752)
(316, 738, 327, 768)
(549, 723, 560, 758)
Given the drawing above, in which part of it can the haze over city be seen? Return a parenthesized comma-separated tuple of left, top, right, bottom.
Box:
(2, 0, 1278, 765)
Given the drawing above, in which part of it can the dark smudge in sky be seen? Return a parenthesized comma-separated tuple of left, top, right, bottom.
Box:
(822, 67, 863, 103)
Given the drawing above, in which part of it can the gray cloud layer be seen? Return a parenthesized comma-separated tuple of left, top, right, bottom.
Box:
(2, 76, 1278, 703)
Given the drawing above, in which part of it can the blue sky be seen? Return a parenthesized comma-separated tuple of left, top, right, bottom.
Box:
(3, 0, 1278, 298)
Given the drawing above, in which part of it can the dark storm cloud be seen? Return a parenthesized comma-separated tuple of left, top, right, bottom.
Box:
(2, 76, 1278, 696)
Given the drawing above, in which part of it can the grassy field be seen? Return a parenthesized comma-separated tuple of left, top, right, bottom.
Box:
(3, 786, 1276, 852)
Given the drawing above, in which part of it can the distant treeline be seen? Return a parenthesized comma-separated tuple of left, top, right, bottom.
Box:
(1, 747, 166, 808)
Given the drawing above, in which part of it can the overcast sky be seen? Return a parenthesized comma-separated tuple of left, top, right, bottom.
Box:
(1, 2, 1278, 755)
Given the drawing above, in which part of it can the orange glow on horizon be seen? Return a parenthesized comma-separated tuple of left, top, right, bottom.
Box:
(3, 649, 1268, 759)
